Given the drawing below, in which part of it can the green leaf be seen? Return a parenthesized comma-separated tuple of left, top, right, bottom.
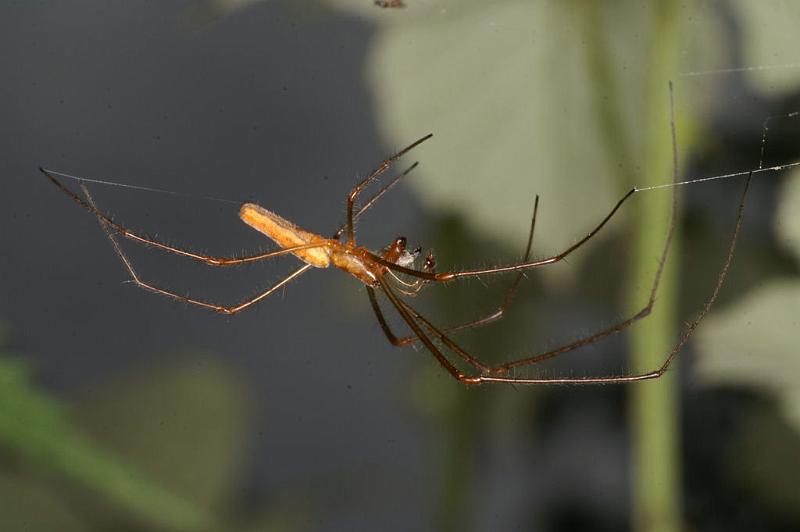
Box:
(695, 279, 800, 430)
(731, 0, 800, 95)
(73, 354, 251, 512)
(0, 357, 214, 531)
(366, 0, 620, 268)
(776, 167, 800, 260)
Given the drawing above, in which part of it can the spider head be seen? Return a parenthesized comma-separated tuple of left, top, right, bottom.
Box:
(382, 236, 407, 264)
(383, 236, 423, 268)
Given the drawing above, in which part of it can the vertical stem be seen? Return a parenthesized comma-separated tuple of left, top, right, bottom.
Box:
(581, 3, 684, 529)
(630, 3, 682, 532)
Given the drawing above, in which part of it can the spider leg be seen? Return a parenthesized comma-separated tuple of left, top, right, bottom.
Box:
(44, 158, 414, 266)
(384, 248, 438, 297)
(386, 268, 430, 296)
(391, 284, 425, 298)
(375, 78, 751, 385)
(392, 195, 540, 345)
(333, 161, 419, 240)
(378, 172, 750, 385)
(372, 274, 495, 374)
(392, 294, 492, 373)
(478, 173, 751, 384)
(365, 186, 637, 281)
(345, 134, 433, 244)
(493, 165, 675, 371)
(45, 145, 420, 314)
(387, 269, 423, 291)
(367, 286, 403, 345)
(376, 275, 482, 384)
(477, 80, 682, 380)
(81, 183, 314, 314)
(41, 167, 325, 266)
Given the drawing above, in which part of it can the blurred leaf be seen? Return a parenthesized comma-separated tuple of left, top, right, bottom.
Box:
(367, 0, 618, 268)
(74, 354, 251, 513)
(0, 470, 89, 532)
(695, 279, 800, 430)
(0, 357, 213, 531)
(732, 0, 800, 95)
(776, 167, 800, 260)
(364, 1, 728, 278)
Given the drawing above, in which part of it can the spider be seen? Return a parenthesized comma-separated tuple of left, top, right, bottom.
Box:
(39, 108, 751, 386)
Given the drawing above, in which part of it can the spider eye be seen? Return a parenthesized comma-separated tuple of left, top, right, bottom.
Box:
(395, 236, 407, 248)
(424, 252, 436, 270)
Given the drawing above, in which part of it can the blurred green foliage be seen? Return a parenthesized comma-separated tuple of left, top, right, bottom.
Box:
(0, 324, 278, 531)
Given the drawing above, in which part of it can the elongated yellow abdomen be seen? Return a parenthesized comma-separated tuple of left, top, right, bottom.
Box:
(239, 203, 331, 268)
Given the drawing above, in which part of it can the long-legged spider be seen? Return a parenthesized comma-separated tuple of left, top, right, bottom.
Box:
(39, 96, 752, 385)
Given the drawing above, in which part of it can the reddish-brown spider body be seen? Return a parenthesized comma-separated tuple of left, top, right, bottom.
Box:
(239, 202, 418, 287)
(40, 110, 752, 385)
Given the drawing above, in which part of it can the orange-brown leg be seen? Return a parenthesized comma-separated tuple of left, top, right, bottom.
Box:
(81, 183, 314, 314)
(345, 134, 432, 244)
(377, 274, 482, 384)
(42, 168, 322, 266)
(387, 172, 750, 385)
(366, 186, 637, 282)
(390, 196, 539, 345)
(68, 153, 428, 313)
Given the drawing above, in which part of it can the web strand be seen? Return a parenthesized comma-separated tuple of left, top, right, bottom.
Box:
(680, 61, 800, 77)
(635, 161, 800, 192)
(39, 169, 243, 206)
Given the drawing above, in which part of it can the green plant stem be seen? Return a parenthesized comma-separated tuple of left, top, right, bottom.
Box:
(582, 2, 684, 530)
(629, 4, 682, 532)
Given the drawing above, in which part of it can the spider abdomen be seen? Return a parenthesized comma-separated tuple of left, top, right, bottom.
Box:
(238, 203, 332, 268)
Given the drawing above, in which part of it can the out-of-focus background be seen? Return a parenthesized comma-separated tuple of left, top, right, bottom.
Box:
(2, 1, 800, 531)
